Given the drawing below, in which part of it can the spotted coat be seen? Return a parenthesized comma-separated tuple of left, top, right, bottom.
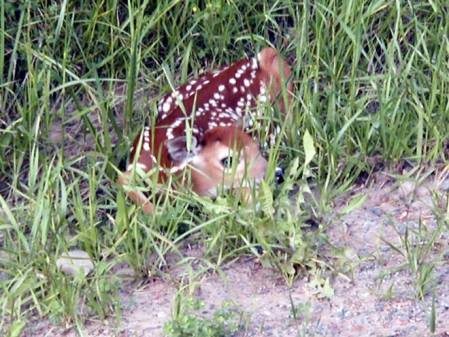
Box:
(129, 47, 293, 178)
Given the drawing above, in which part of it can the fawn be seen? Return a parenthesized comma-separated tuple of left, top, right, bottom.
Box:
(118, 47, 293, 214)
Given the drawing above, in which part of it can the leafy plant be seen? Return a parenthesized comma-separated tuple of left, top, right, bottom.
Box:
(381, 217, 441, 300)
(164, 297, 240, 337)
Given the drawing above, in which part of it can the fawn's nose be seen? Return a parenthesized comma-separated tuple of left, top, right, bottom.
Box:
(275, 166, 285, 185)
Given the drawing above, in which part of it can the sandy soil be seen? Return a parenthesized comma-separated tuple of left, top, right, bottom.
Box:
(23, 169, 449, 337)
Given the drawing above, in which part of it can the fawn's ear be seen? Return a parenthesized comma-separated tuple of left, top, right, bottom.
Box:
(166, 135, 200, 166)
(258, 48, 292, 82)
(258, 47, 293, 111)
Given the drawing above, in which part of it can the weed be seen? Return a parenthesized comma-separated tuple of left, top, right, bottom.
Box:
(288, 294, 313, 337)
(165, 296, 241, 337)
(381, 217, 440, 300)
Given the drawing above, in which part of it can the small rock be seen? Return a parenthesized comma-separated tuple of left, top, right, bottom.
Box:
(415, 185, 429, 198)
(370, 207, 383, 216)
(337, 307, 351, 319)
(56, 249, 94, 277)
(397, 181, 416, 200)
(411, 198, 433, 210)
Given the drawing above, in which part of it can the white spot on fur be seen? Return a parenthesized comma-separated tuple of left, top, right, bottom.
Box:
(127, 162, 147, 172)
(218, 85, 225, 92)
(251, 57, 258, 69)
(162, 102, 170, 112)
(230, 111, 239, 120)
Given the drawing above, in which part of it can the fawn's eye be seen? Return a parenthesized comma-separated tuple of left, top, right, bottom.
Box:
(220, 156, 233, 168)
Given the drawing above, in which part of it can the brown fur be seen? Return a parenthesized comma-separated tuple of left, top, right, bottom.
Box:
(118, 48, 293, 214)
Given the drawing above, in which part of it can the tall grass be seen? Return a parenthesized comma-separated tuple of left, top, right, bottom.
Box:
(0, 0, 448, 334)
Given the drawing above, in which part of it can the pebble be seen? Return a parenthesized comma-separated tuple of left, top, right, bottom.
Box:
(56, 249, 94, 277)
(370, 207, 383, 216)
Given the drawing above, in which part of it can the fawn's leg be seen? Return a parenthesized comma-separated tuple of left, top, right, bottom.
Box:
(117, 171, 155, 214)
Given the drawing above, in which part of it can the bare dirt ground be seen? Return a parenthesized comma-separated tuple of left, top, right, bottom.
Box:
(24, 169, 449, 337)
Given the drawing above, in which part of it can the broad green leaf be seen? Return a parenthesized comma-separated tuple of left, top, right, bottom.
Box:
(303, 130, 316, 167)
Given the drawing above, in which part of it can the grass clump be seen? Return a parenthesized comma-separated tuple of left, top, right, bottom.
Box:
(164, 297, 240, 337)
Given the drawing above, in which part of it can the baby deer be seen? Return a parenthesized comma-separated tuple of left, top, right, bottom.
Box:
(118, 47, 293, 214)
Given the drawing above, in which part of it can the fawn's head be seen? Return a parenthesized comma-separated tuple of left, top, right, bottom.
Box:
(168, 126, 267, 196)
